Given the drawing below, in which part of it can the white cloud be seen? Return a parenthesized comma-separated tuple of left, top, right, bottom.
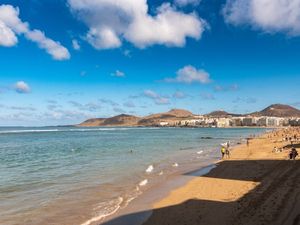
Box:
(111, 70, 125, 77)
(123, 101, 135, 108)
(173, 91, 186, 98)
(144, 90, 159, 99)
(113, 107, 126, 114)
(25, 30, 70, 60)
(214, 84, 239, 92)
(68, 0, 206, 49)
(175, 0, 201, 7)
(0, 4, 70, 60)
(0, 20, 17, 46)
(68, 100, 102, 112)
(223, 0, 300, 35)
(144, 90, 170, 105)
(155, 97, 170, 105)
(165, 65, 211, 84)
(14, 81, 30, 94)
(72, 39, 80, 50)
(201, 93, 215, 100)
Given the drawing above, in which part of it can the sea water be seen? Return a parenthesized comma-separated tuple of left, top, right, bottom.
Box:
(0, 127, 267, 225)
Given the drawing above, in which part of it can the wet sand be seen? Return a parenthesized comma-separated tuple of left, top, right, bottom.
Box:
(104, 127, 300, 225)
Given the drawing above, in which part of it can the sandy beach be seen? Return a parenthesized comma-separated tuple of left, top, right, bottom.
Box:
(104, 127, 300, 225)
(144, 128, 300, 225)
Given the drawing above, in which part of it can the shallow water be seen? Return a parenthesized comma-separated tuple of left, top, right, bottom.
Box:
(0, 127, 267, 225)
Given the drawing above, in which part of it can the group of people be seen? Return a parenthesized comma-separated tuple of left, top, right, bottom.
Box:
(273, 145, 299, 160)
(220, 141, 230, 159)
(289, 147, 299, 160)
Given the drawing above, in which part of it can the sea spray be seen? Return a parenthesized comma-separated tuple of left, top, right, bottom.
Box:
(139, 179, 148, 186)
(145, 165, 154, 173)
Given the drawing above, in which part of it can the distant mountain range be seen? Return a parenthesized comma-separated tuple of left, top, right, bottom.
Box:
(250, 104, 300, 117)
(78, 104, 300, 127)
(79, 109, 194, 127)
(205, 104, 300, 118)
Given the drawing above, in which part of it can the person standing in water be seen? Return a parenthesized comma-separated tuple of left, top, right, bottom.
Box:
(221, 146, 226, 159)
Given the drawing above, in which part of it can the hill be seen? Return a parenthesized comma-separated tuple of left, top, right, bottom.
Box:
(138, 109, 193, 126)
(251, 104, 300, 117)
(78, 109, 193, 127)
(79, 114, 140, 127)
(205, 110, 240, 118)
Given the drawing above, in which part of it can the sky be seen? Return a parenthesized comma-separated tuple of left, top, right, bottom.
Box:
(0, 0, 300, 126)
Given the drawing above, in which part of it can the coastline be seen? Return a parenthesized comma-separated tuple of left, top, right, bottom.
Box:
(102, 127, 300, 225)
(95, 129, 266, 225)
(99, 161, 218, 225)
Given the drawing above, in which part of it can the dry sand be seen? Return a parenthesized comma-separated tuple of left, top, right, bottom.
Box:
(143, 128, 300, 225)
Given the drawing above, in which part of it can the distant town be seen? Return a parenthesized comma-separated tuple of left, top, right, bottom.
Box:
(158, 115, 300, 128)
(79, 104, 300, 128)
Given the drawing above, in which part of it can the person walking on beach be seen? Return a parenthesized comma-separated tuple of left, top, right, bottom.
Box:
(225, 142, 230, 158)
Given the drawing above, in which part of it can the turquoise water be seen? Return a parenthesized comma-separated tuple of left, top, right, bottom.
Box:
(0, 127, 267, 225)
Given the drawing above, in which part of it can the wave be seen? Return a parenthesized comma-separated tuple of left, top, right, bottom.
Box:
(172, 163, 179, 167)
(0, 129, 59, 134)
(145, 165, 154, 173)
(0, 127, 161, 134)
(81, 197, 124, 225)
(139, 179, 148, 186)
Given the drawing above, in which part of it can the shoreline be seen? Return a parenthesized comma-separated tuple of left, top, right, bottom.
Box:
(102, 127, 300, 225)
(96, 129, 268, 225)
(99, 161, 218, 225)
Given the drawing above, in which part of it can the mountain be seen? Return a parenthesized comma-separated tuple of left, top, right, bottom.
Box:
(78, 109, 192, 127)
(250, 104, 300, 117)
(137, 109, 193, 126)
(79, 114, 140, 127)
(205, 110, 239, 118)
(205, 110, 228, 117)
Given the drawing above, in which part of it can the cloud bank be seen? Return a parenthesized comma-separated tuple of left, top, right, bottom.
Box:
(0, 4, 70, 60)
(144, 90, 170, 105)
(68, 0, 206, 49)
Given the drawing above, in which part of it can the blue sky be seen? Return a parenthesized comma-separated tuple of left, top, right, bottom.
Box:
(0, 0, 300, 126)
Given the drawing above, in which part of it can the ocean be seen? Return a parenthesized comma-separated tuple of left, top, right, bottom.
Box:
(0, 127, 267, 225)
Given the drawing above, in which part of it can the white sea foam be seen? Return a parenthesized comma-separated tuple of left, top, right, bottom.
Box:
(197, 150, 204, 154)
(145, 165, 154, 173)
(0, 127, 161, 135)
(0, 129, 59, 134)
(82, 197, 123, 225)
(69, 127, 160, 132)
(139, 179, 148, 186)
